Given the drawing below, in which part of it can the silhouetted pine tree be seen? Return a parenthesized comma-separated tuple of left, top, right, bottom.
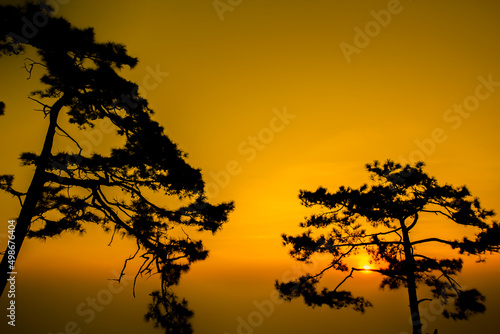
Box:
(276, 160, 499, 334)
(0, 3, 233, 333)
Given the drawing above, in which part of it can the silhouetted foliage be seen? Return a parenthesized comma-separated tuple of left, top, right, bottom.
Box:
(276, 160, 498, 334)
(0, 2, 233, 333)
(145, 290, 194, 334)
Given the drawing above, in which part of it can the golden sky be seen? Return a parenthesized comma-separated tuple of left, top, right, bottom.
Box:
(1, 0, 500, 333)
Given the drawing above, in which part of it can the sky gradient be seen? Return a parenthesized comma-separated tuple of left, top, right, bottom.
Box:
(1, 0, 500, 333)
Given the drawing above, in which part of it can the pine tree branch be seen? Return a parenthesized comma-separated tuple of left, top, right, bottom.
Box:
(411, 238, 458, 248)
(114, 238, 142, 283)
(44, 171, 110, 188)
(360, 226, 403, 240)
(55, 123, 83, 155)
(413, 254, 461, 295)
(91, 186, 160, 254)
(406, 213, 419, 230)
(309, 246, 356, 280)
(329, 240, 403, 249)
(333, 267, 367, 292)
(418, 298, 433, 304)
(23, 57, 46, 80)
(27, 95, 51, 116)
(421, 209, 453, 220)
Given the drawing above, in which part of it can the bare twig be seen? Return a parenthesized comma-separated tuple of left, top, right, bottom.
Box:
(23, 57, 46, 80)
(27, 96, 51, 116)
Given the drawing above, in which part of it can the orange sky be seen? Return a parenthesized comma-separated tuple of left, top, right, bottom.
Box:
(1, 0, 500, 333)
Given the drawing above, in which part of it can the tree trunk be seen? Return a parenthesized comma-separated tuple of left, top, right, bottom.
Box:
(400, 218, 422, 334)
(0, 96, 65, 296)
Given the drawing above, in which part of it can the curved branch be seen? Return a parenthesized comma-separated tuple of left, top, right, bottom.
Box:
(329, 240, 403, 249)
(23, 57, 46, 80)
(418, 298, 432, 305)
(55, 124, 83, 155)
(309, 246, 356, 280)
(27, 95, 51, 116)
(333, 267, 366, 292)
(421, 209, 453, 220)
(406, 213, 419, 231)
(362, 225, 403, 238)
(44, 172, 110, 188)
(412, 238, 458, 248)
(115, 238, 141, 283)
